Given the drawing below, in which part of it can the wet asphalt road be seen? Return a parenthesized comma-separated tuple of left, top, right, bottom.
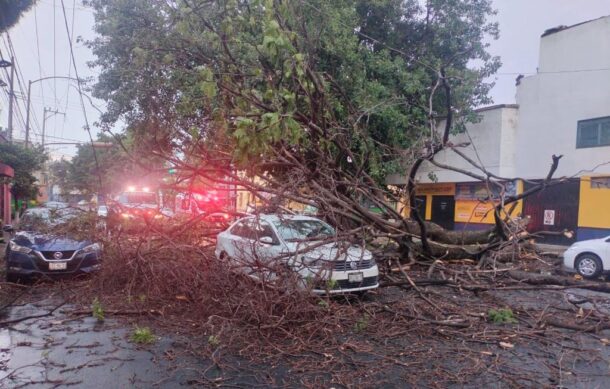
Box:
(0, 297, 203, 388)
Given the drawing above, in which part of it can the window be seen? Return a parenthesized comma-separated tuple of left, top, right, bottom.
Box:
(590, 177, 610, 189)
(577, 117, 610, 148)
(230, 221, 252, 239)
(249, 220, 278, 243)
(119, 192, 157, 205)
(273, 219, 335, 241)
(230, 219, 278, 243)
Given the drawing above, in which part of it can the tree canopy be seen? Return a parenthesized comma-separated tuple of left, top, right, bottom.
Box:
(0, 0, 36, 31)
(87, 0, 499, 179)
(86, 0, 506, 254)
(0, 142, 46, 202)
(51, 134, 164, 196)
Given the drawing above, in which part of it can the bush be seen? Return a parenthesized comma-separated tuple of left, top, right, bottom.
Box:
(488, 308, 518, 324)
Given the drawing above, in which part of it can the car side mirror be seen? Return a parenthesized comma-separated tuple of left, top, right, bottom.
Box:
(259, 236, 274, 245)
(2, 225, 14, 233)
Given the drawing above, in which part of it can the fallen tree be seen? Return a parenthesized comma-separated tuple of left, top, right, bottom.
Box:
(83, 0, 571, 261)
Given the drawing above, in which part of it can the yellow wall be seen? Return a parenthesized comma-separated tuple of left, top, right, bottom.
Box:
(454, 199, 522, 224)
(454, 180, 523, 225)
(416, 183, 455, 220)
(392, 181, 523, 224)
(390, 183, 456, 220)
(578, 176, 610, 228)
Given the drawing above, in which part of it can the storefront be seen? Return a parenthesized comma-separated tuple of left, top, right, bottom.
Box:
(577, 176, 610, 241)
(0, 162, 14, 225)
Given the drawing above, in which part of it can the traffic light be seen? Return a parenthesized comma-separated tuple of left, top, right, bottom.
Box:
(168, 167, 176, 175)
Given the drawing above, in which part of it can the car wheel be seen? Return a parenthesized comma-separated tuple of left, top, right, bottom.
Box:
(575, 254, 603, 279)
(5, 272, 19, 283)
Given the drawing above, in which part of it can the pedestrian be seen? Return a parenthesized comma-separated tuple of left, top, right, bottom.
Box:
(18, 202, 27, 218)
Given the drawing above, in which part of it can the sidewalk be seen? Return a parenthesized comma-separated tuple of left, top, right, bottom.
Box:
(535, 243, 569, 256)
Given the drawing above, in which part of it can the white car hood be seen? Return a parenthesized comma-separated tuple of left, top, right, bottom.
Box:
(570, 237, 607, 249)
(285, 241, 372, 262)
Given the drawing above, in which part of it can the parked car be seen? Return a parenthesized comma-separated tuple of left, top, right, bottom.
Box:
(215, 214, 379, 294)
(42, 201, 69, 210)
(563, 236, 610, 279)
(97, 205, 109, 218)
(3, 208, 102, 282)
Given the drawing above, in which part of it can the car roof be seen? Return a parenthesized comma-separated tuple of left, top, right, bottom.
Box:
(24, 207, 49, 216)
(244, 214, 323, 223)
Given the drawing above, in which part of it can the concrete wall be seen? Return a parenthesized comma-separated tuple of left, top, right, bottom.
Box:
(515, 16, 610, 179)
(412, 105, 519, 183)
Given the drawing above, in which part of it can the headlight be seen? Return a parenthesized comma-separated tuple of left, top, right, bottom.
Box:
(81, 243, 101, 254)
(9, 241, 32, 254)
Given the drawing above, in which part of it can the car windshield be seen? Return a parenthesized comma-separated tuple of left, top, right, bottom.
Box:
(119, 192, 156, 205)
(273, 219, 335, 241)
(19, 208, 80, 230)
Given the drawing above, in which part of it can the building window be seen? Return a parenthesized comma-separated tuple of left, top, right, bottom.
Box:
(577, 117, 610, 148)
(590, 177, 610, 189)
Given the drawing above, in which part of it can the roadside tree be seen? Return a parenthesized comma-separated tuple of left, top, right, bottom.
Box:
(0, 0, 36, 31)
(0, 142, 47, 206)
(85, 0, 559, 259)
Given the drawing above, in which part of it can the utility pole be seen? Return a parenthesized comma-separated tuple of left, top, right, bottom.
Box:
(40, 107, 65, 149)
(25, 76, 80, 148)
(25, 80, 32, 146)
(6, 57, 14, 142)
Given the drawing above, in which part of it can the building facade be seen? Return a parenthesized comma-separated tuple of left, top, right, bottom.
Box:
(389, 15, 610, 244)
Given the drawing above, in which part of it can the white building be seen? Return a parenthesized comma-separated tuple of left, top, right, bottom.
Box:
(389, 15, 610, 243)
(515, 15, 610, 179)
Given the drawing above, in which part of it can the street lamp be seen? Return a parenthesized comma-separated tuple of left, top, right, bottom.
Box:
(25, 76, 83, 148)
(0, 58, 14, 142)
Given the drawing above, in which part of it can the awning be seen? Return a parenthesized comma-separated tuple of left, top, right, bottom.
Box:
(0, 162, 14, 178)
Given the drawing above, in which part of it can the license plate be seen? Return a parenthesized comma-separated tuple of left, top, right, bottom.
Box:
(49, 262, 67, 271)
(348, 272, 363, 283)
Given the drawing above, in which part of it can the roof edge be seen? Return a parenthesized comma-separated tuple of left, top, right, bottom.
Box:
(474, 104, 519, 113)
(541, 15, 610, 38)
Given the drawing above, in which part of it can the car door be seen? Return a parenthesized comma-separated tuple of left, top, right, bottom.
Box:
(249, 219, 282, 281)
(223, 219, 255, 266)
(603, 237, 610, 264)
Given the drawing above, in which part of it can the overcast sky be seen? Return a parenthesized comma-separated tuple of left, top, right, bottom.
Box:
(0, 0, 609, 158)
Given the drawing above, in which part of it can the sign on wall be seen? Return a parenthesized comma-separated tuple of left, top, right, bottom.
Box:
(455, 181, 517, 201)
(543, 209, 555, 226)
(415, 183, 455, 196)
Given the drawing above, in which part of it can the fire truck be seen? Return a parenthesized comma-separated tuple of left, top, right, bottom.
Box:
(175, 185, 236, 223)
(108, 186, 162, 222)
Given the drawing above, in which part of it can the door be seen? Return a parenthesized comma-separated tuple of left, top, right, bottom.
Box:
(431, 195, 455, 230)
(249, 220, 282, 282)
(225, 219, 255, 266)
(522, 179, 579, 245)
(415, 196, 427, 219)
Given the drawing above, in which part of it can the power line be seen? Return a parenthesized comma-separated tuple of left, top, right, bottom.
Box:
(61, 0, 78, 140)
(60, 0, 103, 190)
(53, 0, 57, 106)
(2, 35, 43, 140)
(33, 6, 46, 108)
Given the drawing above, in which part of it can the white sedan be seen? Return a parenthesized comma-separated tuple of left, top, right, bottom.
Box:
(215, 214, 379, 294)
(563, 236, 610, 279)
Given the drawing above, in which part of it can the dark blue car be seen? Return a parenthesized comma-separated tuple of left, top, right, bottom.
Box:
(3, 208, 102, 282)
